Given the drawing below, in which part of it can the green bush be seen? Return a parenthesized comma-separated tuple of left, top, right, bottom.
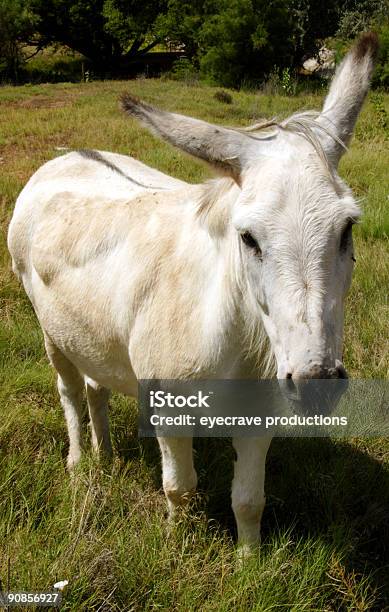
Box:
(0, 0, 37, 82)
(213, 89, 233, 103)
(24, 57, 86, 83)
(169, 57, 199, 82)
(373, 24, 389, 88)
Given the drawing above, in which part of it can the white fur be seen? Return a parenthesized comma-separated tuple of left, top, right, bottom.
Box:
(7, 35, 376, 551)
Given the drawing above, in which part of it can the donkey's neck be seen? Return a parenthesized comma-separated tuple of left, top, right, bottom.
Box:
(189, 177, 274, 378)
(195, 177, 239, 237)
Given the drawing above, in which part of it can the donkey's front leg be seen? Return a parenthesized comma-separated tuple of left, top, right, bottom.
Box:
(232, 437, 272, 553)
(158, 437, 197, 518)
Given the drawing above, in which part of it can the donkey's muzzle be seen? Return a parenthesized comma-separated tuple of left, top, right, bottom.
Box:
(279, 363, 349, 416)
(289, 361, 348, 381)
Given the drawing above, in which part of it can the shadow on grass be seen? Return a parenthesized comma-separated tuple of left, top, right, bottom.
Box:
(113, 419, 389, 607)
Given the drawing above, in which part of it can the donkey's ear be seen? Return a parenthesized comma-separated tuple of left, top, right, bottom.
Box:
(317, 32, 379, 167)
(120, 93, 253, 182)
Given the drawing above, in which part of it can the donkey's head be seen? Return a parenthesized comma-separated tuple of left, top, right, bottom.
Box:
(121, 33, 378, 386)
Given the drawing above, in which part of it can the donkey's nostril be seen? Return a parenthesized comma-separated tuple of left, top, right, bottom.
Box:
(286, 372, 292, 379)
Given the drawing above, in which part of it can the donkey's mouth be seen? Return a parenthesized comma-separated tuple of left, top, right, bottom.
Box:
(278, 377, 349, 416)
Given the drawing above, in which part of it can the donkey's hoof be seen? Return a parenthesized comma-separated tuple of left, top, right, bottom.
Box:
(235, 542, 260, 567)
(66, 450, 82, 472)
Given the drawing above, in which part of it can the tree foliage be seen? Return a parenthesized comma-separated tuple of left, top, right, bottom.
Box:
(27, 0, 167, 68)
(197, 0, 295, 87)
(156, 0, 389, 87)
(103, 0, 165, 57)
(0, 0, 388, 86)
(0, 0, 37, 79)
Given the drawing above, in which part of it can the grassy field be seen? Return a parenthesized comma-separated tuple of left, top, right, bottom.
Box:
(0, 79, 388, 611)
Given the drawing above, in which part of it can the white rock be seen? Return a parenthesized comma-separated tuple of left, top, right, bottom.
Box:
(302, 47, 335, 74)
(53, 580, 69, 590)
(303, 58, 319, 72)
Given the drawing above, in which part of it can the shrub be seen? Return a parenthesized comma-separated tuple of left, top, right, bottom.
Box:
(169, 57, 199, 83)
(213, 90, 233, 103)
(261, 66, 299, 96)
(280, 67, 297, 96)
(23, 48, 87, 83)
(372, 24, 389, 89)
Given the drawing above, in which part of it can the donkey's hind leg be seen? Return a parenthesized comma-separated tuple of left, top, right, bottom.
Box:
(85, 378, 112, 458)
(44, 333, 85, 470)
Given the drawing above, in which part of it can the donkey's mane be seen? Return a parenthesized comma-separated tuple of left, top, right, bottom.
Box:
(196, 111, 346, 223)
(238, 110, 346, 176)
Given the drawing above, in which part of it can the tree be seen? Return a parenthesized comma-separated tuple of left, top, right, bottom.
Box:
(290, 0, 346, 59)
(158, 0, 295, 88)
(0, 0, 37, 80)
(27, 0, 167, 70)
(155, 0, 205, 58)
(103, 0, 164, 58)
(185, 0, 389, 88)
(337, 0, 388, 39)
(336, 0, 389, 88)
(199, 0, 293, 86)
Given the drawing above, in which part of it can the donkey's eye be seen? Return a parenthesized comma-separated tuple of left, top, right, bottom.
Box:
(240, 232, 262, 257)
(340, 220, 353, 252)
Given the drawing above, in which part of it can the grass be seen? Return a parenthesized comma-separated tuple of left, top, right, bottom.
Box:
(0, 78, 388, 610)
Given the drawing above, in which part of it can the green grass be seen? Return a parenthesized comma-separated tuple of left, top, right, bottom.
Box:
(0, 79, 388, 610)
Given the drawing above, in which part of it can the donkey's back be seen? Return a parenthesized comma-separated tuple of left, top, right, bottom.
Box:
(8, 148, 185, 276)
(8, 149, 188, 390)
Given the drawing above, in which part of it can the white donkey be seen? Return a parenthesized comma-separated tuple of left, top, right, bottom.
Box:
(8, 33, 377, 552)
